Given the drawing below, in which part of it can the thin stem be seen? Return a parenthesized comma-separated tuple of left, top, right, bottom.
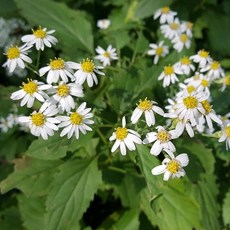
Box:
(36, 50, 41, 70)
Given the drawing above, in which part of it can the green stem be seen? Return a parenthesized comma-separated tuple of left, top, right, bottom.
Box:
(36, 50, 41, 70)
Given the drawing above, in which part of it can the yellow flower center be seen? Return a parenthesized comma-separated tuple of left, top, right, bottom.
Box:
(201, 100, 212, 113)
(161, 6, 170, 14)
(31, 113, 46, 126)
(164, 65, 174, 75)
(187, 22, 193, 29)
(22, 79, 38, 95)
(33, 26, 46, 39)
(198, 50, 209, 58)
(180, 56, 191, 65)
(201, 79, 209, 87)
(50, 58, 65, 70)
(156, 47, 163, 55)
(70, 112, 83, 125)
(224, 76, 230, 85)
(103, 51, 110, 58)
(180, 34, 188, 43)
(7, 46, 20, 59)
(115, 127, 128, 140)
(183, 96, 198, 109)
(225, 126, 230, 138)
(157, 130, 170, 143)
(210, 61, 220, 70)
(170, 23, 179, 30)
(167, 160, 180, 173)
(56, 84, 69, 97)
(187, 85, 195, 93)
(81, 59, 95, 73)
(137, 98, 152, 111)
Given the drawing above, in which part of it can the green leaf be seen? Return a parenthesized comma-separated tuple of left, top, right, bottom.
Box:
(45, 157, 102, 230)
(15, 0, 93, 54)
(26, 133, 69, 160)
(0, 0, 18, 18)
(223, 188, 230, 225)
(0, 156, 61, 196)
(18, 195, 46, 230)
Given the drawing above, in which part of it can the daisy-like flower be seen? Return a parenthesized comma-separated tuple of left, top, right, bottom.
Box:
(158, 64, 183, 87)
(109, 116, 142, 156)
(0, 114, 16, 133)
(131, 98, 164, 126)
(160, 17, 181, 39)
(154, 6, 177, 24)
(193, 74, 211, 96)
(147, 41, 169, 64)
(97, 19, 111, 29)
(219, 123, 230, 150)
(50, 81, 84, 112)
(174, 90, 208, 125)
(220, 75, 230, 91)
(72, 58, 104, 87)
(39, 58, 75, 84)
(95, 45, 118, 66)
(3, 44, 32, 72)
(190, 49, 212, 68)
(143, 126, 178, 156)
(151, 150, 189, 181)
(18, 104, 60, 140)
(172, 33, 191, 52)
(10, 78, 51, 108)
(21, 26, 58, 51)
(57, 102, 94, 139)
(180, 21, 193, 37)
(184, 72, 202, 85)
(200, 60, 225, 80)
(174, 56, 195, 75)
(176, 83, 197, 97)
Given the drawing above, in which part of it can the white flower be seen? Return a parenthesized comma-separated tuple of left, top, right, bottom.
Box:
(180, 21, 193, 37)
(95, 45, 118, 66)
(147, 41, 169, 64)
(172, 33, 191, 52)
(190, 49, 212, 68)
(160, 17, 181, 39)
(109, 117, 142, 156)
(176, 83, 197, 97)
(154, 6, 177, 24)
(151, 151, 189, 181)
(175, 119, 195, 138)
(57, 102, 94, 139)
(174, 56, 195, 75)
(21, 26, 58, 51)
(72, 58, 104, 87)
(219, 123, 230, 150)
(50, 82, 84, 112)
(10, 79, 51, 108)
(39, 58, 75, 84)
(3, 44, 32, 72)
(131, 98, 164, 126)
(143, 126, 178, 156)
(97, 19, 111, 29)
(158, 64, 183, 87)
(193, 74, 211, 96)
(18, 104, 60, 140)
(0, 114, 16, 133)
(184, 72, 203, 85)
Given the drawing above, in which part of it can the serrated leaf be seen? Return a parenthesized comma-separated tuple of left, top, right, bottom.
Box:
(26, 134, 69, 160)
(15, 0, 93, 54)
(45, 157, 102, 230)
(0, 156, 61, 196)
(223, 188, 230, 225)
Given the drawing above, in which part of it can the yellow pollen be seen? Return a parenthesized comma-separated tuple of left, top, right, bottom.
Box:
(201, 100, 212, 113)
(167, 160, 180, 173)
(70, 112, 83, 125)
(180, 56, 191, 65)
(183, 96, 198, 109)
(103, 51, 110, 58)
(161, 6, 170, 14)
(49, 58, 65, 70)
(164, 65, 174, 75)
(224, 76, 230, 85)
(32, 26, 46, 39)
(156, 47, 163, 55)
(157, 130, 170, 143)
(180, 34, 188, 42)
(211, 61, 220, 70)
(7, 46, 20, 59)
(22, 79, 38, 95)
(225, 126, 230, 138)
(56, 84, 69, 97)
(187, 85, 195, 93)
(201, 79, 209, 87)
(115, 127, 128, 140)
(137, 98, 152, 111)
(31, 113, 46, 126)
(198, 50, 209, 58)
(81, 59, 95, 73)
(170, 23, 179, 30)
